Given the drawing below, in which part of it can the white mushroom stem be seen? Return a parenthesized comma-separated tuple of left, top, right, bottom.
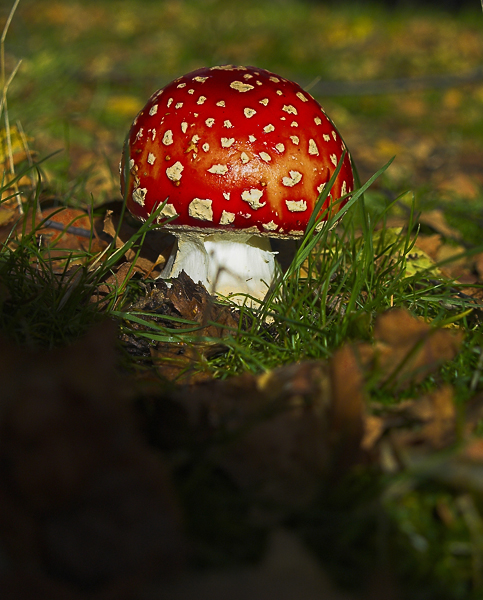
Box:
(160, 232, 277, 304)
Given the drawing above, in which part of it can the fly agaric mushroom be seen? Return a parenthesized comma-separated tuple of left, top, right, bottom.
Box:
(121, 65, 353, 302)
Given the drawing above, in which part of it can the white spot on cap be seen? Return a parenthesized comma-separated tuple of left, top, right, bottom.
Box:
(283, 105, 297, 115)
(147, 153, 156, 165)
(159, 203, 178, 218)
(269, 76, 280, 83)
(290, 135, 299, 145)
(166, 161, 184, 182)
(129, 158, 135, 169)
(224, 120, 234, 128)
(135, 128, 144, 141)
(193, 76, 208, 82)
(308, 139, 319, 156)
(341, 181, 347, 195)
(317, 183, 326, 194)
(262, 220, 278, 232)
(276, 90, 283, 96)
(286, 199, 307, 212)
(188, 89, 195, 94)
(332, 131, 337, 141)
(255, 80, 262, 86)
(211, 65, 237, 71)
(230, 81, 254, 92)
(241, 188, 265, 209)
(330, 154, 338, 167)
(186, 134, 200, 153)
(244, 107, 256, 118)
(314, 117, 322, 125)
(189, 198, 213, 221)
(175, 102, 183, 109)
(243, 73, 253, 80)
(202, 143, 210, 152)
(291, 121, 298, 127)
(208, 164, 228, 175)
(248, 135, 257, 142)
(240, 152, 250, 164)
(162, 130, 174, 145)
(221, 137, 235, 148)
(177, 83, 187, 88)
(167, 98, 173, 107)
(149, 105, 158, 116)
(205, 117, 215, 127)
(259, 98, 269, 106)
(181, 122, 188, 133)
(275, 143, 285, 152)
(197, 96, 207, 105)
(223, 192, 231, 200)
(323, 134, 331, 142)
(282, 170, 302, 187)
(220, 210, 235, 225)
(296, 92, 308, 102)
(259, 152, 271, 163)
(263, 124, 275, 133)
(133, 187, 147, 206)
(216, 100, 226, 107)
(151, 129, 156, 141)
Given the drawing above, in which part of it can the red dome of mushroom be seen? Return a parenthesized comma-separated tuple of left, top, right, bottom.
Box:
(121, 65, 353, 237)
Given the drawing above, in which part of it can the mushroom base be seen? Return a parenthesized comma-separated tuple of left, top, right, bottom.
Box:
(160, 232, 277, 304)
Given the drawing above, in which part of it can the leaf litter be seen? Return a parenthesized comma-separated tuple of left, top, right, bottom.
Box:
(1, 288, 478, 598)
(1, 2, 483, 597)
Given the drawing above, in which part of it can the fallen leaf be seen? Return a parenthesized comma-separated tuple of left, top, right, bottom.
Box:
(413, 233, 443, 261)
(328, 344, 366, 471)
(102, 207, 174, 277)
(143, 272, 238, 382)
(365, 385, 457, 458)
(419, 209, 463, 241)
(360, 308, 463, 391)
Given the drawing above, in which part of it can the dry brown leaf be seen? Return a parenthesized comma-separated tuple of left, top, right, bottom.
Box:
(365, 385, 457, 458)
(328, 344, 366, 471)
(102, 207, 173, 277)
(359, 308, 463, 391)
(413, 233, 443, 261)
(150, 342, 225, 384)
(148, 272, 238, 383)
(437, 173, 481, 200)
(39, 207, 104, 251)
(421, 385, 456, 449)
(418, 209, 463, 241)
(92, 261, 141, 307)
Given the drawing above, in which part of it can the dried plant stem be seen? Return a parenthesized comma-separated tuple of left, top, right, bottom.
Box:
(1, 0, 22, 212)
(1, 0, 21, 87)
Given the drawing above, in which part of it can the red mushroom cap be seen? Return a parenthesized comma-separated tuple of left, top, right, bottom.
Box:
(121, 65, 354, 237)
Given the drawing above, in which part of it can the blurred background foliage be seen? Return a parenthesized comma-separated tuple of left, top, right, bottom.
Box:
(2, 0, 483, 224)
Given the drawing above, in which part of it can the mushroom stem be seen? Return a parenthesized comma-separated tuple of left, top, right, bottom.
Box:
(161, 232, 277, 304)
